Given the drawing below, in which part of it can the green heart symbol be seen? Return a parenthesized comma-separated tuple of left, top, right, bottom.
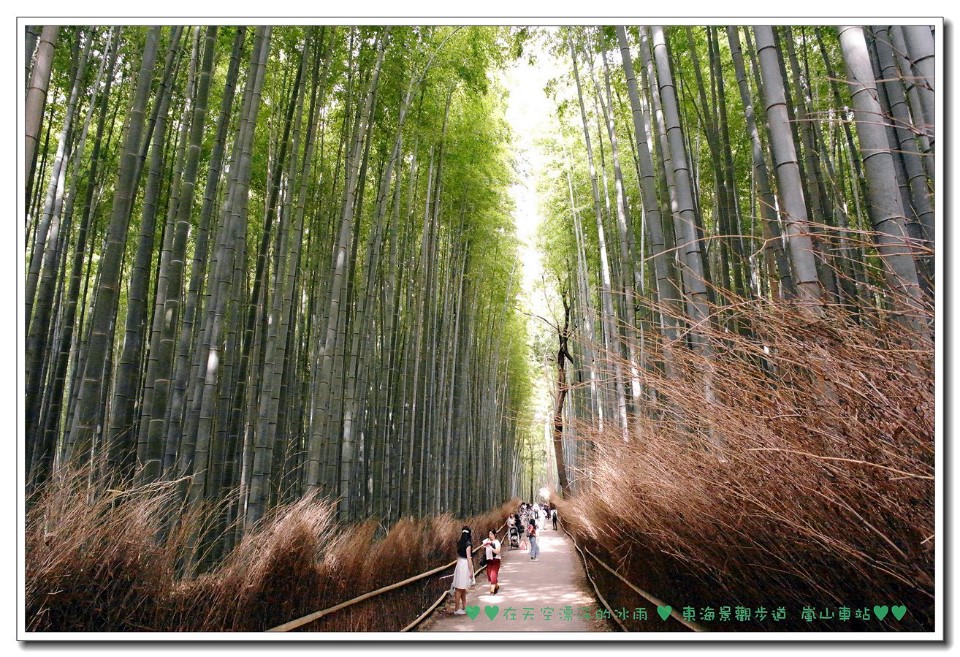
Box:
(484, 605, 500, 620)
(874, 605, 889, 621)
(891, 605, 907, 621)
(657, 605, 672, 621)
(465, 605, 480, 620)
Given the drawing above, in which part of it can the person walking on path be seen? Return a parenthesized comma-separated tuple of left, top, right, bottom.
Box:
(516, 511, 528, 550)
(481, 529, 502, 595)
(423, 526, 613, 632)
(506, 514, 520, 550)
(528, 520, 540, 561)
(451, 527, 475, 615)
(551, 507, 558, 530)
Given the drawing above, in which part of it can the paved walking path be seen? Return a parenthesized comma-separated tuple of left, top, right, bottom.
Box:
(420, 524, 611, 632)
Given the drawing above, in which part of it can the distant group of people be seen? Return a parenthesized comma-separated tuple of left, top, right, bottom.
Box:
(450, 500, 560, 615)
(509, 501, 558, 559)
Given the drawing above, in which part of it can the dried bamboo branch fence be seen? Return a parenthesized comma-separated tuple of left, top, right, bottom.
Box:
(268, 524, 507, 632)
(559, 518, 705, 632)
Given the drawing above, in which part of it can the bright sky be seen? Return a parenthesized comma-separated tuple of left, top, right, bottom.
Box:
(500, 28, 567, 436)
(502, 28, 565, 319)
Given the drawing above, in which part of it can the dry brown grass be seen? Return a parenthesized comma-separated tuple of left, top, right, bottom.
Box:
(559, 290, 934, 631)
(25, 466, 517, 632)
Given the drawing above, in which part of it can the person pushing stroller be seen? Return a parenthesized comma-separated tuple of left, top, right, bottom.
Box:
(507, 516, 521, 550)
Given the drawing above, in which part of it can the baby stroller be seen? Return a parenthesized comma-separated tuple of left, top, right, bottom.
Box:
(508, 525, 521, 550)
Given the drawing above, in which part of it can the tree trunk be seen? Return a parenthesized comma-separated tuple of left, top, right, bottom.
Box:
(569, 30, 629, 443)
(107, 27, 184, 476)
(649, 26, 714, 342)
(871, 26, 935, 277)
(137, 27, 218, 480)
(726, 27, 796, 299)
(838, 26, 928, 334)
(307, 32, 387, 500)
(190, 26, 271, 510)
(247, 29, 321, 526)
(65, 27, 161, 464)
(616, 26, 685, 373)
(25, 25, 60, 193)
(552, 294, 572, 494)
(898, 26, 935, 154)
(753, 26, 823, 308)
(25, 30, 95, 467)
(163, 27, 245, 476)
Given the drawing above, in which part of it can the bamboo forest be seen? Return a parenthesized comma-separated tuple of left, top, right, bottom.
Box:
(21, 23, 938, 636)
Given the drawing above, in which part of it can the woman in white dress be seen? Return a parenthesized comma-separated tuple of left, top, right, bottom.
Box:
(451, 527, 475, 615)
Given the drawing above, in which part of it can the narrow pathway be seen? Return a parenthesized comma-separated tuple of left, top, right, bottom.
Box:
(420, 524, 612, 632)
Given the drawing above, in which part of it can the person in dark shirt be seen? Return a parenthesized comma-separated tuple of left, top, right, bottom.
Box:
(450, 527, 475, 614)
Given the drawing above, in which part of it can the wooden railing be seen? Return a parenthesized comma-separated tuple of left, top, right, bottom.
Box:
(268, 523, 507, 633)
(558, 517, 705, 632)
(402, 525, 508, 632)
(269, 516, 699, 634)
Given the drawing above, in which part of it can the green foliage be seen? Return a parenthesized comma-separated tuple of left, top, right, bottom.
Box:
(29, 20, 929, 538)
